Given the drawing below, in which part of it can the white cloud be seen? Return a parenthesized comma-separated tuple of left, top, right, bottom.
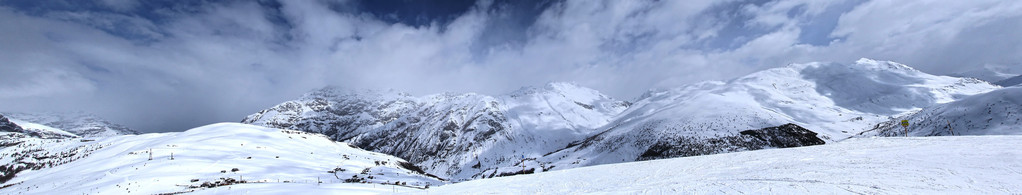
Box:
(0, 66, 97, 98)
(1, 0, 1020, 132)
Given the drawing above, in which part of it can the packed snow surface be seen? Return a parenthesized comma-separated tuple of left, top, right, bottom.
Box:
(417, 135, 1022, 194)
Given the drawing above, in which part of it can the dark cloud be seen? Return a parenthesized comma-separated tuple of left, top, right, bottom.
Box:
(0, 0, 1020, 133)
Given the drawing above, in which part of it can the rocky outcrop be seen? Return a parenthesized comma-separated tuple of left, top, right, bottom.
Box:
(0, 115, 23, 133)
(636, 123, 825, 161)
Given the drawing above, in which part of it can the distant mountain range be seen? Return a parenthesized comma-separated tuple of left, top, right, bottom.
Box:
(242, 58, 1001, 181)
(1, 112, 140, 138)
(949, 65, 1019, 84)
(0, 114, 77, 139)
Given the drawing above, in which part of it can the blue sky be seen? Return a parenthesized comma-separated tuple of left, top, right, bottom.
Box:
(1, 0, 1020, 132)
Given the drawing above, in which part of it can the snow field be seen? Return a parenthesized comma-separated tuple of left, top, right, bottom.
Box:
(417, 136, 1022, 194)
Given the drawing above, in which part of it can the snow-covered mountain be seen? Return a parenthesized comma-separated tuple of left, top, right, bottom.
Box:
(949, 64, 1019, 83)
(243, 58, 999, 181)
(242, 83, 628, 180)
(1, 112, 140, 137)
(0, 58, 1012, 194)
(996, 75, 1022, 86)
(862, 86, 1022, 137)
(532, 58, 999, 172)
(0, 114, 76, 139)
(421, 135, 1022, 194)
(0, 123, 443, 194)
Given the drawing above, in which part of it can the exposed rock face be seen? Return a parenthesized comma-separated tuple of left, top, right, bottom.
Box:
(739, 123, 826, 148)
(636, 123, 825, 161)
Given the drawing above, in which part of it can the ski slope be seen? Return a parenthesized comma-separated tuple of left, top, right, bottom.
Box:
(416, 136, 1022, 194)
(0, 123, 442, 194)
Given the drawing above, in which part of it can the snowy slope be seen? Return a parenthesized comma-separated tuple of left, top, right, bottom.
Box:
(862, 86, 1022, 137)
(417, 136, 1022, 194)
(0, 123, 442, 194)
(533, 58, 999, 172)
(242, 83, 629, 181)
(1, 112, 140, 137)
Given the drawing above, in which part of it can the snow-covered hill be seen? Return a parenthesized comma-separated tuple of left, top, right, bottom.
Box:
(862, 86, 1022, 137)
(1, 112, 140, 137)
(417, 135, 1022, 194)
(534, 58, 998, 172)
(242, 83, 629, 180)
(0, 123, 442, 194)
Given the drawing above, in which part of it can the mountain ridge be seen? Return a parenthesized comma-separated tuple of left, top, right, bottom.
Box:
(242, 58, 1000, 181)
(861, 86, 1022, 137)
(242, 82, 629, 180)
(532, 58, 998, 172)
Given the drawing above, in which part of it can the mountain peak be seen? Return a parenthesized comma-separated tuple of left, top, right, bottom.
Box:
(544, 81, 584, 90)
(779, 58, 920, 75)
(507, 82, 611, 101)
(853, 58, 920, 72)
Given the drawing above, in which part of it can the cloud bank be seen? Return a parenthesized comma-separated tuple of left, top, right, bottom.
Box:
(1, 0, 1020, 132)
